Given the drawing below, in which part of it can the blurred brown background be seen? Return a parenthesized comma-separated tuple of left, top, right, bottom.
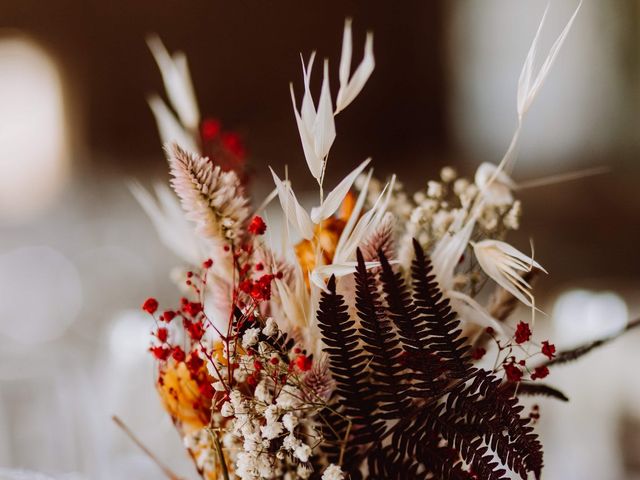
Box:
(0, 1, 639, 479)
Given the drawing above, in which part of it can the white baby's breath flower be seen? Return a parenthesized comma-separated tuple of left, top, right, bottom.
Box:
(229, 390, 243, 408)
(282, 432, 300, 451)
(264, 404, 280, 424)
(262, 317, 278, 337)
(431, 210, 454, 237)
(475, 162, 516, 207)
(243, 432, 261, 452)
(422, 199, 439, 215)
(322, 464, 345, 480)
(427, 180, 443, 199)
(282, 412, 298, 432)
(241, 327, 260, 349)
(261, 421, 284, 440)
(257, 342, 270, 356)
(294, 442, 312, 462)
(453, 178, 469, 196)
(472, 239, 547, 308)
(221, 401, 234, 417)
(440, 166, 457, 183)
(479, 208, 499, 232)
(410, 207, 426, 225)
(254, 380, 272, 403)
(256, 454, 274, 478)
(236, 451, 258, 480)
(212, 381, 226, 392)
(234, 368, 248, 383)
(460, 183, 478, 208)
(240, 420, 258, 439)
(504, 200, 522, 230)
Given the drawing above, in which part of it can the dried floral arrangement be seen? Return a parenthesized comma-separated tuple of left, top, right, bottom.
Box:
(127, 5, 639, 480)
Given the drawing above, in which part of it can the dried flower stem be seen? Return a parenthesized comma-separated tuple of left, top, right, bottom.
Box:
(112, 415, 186, 480)
(338, 418, 352, 467)
(211, 429, 230, 480)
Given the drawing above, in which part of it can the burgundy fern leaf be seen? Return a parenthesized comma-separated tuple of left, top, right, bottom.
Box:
(411, 238, 474, 379)
(315, 242, 547, 480)
(317, 275, 385, 446)
(354, 248, 411, 419)
(378, 250, 444, 396)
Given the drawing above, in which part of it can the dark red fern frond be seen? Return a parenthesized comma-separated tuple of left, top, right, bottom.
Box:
(411, 238, 474, 380)
(316, 241, 546, 480)
(354, 248, 411, 419)
(378, 250, 444, 397)
(446, 370, 544, 479)
(316, 275, 385, 447)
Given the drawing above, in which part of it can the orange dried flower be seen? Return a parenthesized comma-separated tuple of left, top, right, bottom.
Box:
(157, 360, 212, 433)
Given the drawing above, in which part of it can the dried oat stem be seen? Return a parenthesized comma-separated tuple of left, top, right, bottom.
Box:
(112, 415, 186, 480)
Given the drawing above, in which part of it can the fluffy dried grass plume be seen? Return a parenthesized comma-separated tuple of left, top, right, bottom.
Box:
(360, 211, 396, 262)
(167, 143, 249, 243)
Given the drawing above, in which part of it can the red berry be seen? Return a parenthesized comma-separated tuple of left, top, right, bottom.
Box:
(162, 310, 176, 322)
(142, 297, 159, 314)
(221, 131, 245, 157)
(295, 355, 312, 372)
(172, 347, 186, 362)
(186, 354, 204, 374)
(150, 346, 170, 361)
(471, 347, 486, 360)
(504, 363, 523, 383)
(514, 322, 532, 344)
(203, 258, 213, 269)
(183, 302, 203, 317)
(248, 216, 267, 235)
(201, 118, 221, 140)
(541, 341, 556, 359)
(184, 320, 205, 341)
(156, 327, 168, 343)
(531, 366, 550, 380)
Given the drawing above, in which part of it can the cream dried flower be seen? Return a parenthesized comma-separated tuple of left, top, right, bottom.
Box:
(168, 143, 249, 243)
(472, 239, 546, 308)
(322, 464, 345, 480)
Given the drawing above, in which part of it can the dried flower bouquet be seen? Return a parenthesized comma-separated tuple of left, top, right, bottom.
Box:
(128, 5, 639, 480)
